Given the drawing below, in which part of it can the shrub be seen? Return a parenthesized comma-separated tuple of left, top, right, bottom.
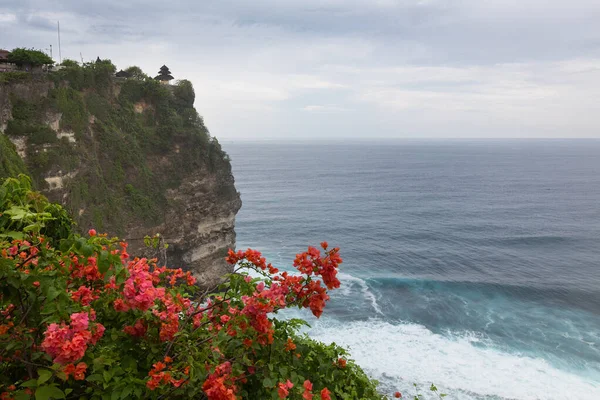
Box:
(0, 136, 28, 180)
(60, 60, 79, 68)
(6, 48, 54, 67)
(0, 72, 31, 84)
(0, 178, 388, 399)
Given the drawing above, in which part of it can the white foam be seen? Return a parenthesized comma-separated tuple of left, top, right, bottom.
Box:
(305, 318, 600, 400)
(337, 272, 383, 315)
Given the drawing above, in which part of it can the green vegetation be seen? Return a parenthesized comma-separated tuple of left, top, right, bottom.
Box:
(124, 66, 147, 80)
(60, 59, 79, 68)
(0, 135, 27, 180)
(0, 175, 72, 242)
(6, 48, 54, 67)
(0, 71, 31, 84)
(0, 179, 387, 399)
(2, 61, 229, 235)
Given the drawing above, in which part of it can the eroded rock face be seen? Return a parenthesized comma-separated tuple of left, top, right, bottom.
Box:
(128, 171, 242, 289)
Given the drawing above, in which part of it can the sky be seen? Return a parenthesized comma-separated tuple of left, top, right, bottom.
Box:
(1, 0, 600, 140)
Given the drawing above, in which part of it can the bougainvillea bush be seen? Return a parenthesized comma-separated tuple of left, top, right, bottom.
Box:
(0, 175, 385, 400)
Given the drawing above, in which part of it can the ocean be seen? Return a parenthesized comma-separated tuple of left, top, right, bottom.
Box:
(222, 140, 600, 400)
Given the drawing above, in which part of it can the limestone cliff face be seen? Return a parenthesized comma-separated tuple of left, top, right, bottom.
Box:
(129, 170, 241, 288)
(0, 70, 241, 287)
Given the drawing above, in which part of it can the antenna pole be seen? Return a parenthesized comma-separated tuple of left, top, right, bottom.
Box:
(50, 45, 52, 60)
(57, 21, 62, 64)
(80, 52, 84, 64)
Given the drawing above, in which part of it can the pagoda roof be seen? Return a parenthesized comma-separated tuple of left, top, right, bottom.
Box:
(115, 70, 131, 78)
(154, 74, 174, 81)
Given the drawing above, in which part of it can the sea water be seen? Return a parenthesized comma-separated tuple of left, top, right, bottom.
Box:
(223, 140, 600, 400)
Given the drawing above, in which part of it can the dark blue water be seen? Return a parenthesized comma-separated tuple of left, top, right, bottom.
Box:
(223, 140, 600, 399)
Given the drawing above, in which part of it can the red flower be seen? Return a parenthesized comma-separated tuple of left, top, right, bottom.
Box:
(285, 338, 296, 352)
(320, 387, 331, 400)
(277, 380, 294, 399)
(337, 358, 347, 368)
(394, 392, 402, 398)
(302, 380, 313, 400)
(74, 362, 87, 380)
(88, 229, 97, 236)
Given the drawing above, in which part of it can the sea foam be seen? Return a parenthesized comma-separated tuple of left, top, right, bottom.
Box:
(306, 317, 600, 400)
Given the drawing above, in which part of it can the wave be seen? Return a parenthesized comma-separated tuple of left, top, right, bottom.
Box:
(366, 276, 600, 315)
(338, 272, 383, 315)
(306, 318, 600, 400)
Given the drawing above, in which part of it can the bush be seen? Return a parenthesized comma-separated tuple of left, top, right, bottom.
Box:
(0, 136, 27, 180)
(60, 60, 79, 68)
(0, 178, 388, 399)
(6, 48, 54, 67)
(173, 80, 195, 110)
(0, 72, 31, 84)
(51, 87, 88, 136)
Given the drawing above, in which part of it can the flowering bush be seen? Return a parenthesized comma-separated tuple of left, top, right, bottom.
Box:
(0, 176, 385, 399)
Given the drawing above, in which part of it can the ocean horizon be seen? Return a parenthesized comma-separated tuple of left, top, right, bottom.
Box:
(224, 139, 600, 400)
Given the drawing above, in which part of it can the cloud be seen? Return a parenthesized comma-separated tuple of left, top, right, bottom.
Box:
(1, 0, 599, 138)
(303, 105, 347, 113)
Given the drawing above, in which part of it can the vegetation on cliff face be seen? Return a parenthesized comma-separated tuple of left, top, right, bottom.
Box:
(0, 135, 27, 179)
(0, 177, 385, 399)
(1, 60, 232, 235)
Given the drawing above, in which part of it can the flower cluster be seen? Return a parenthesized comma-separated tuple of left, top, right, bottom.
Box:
(41, 311, 104, 365)
(146, 357, 186, 390)
(63, 362, 87, 381)
(202, 361, 238, 400)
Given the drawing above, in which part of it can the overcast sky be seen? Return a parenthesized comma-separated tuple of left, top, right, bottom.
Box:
(1, 0, 599, 140)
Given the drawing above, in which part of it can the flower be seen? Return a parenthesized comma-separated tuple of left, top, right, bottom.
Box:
(277, 380, 294, 399)
(285, 338, 296, 352)
(302, 380, 313, 400)
(88, 229, 97, 236)
(320, 387, 331, 400)
(394, 392, 402, 398)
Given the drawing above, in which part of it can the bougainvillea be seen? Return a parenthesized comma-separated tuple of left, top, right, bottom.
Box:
(0, 176, 389, 399)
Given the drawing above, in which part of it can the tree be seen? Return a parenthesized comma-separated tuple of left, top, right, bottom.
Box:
(60, 59, 80, 67)
(7, 48, 54, 67)
(173, 79, 195, 109)
(124, 66, 148, 80)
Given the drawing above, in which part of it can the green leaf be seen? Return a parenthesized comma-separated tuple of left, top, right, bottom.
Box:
(37, 369, 53, 385)
(262, 377, 274, 388)
(35, 385, 65, 400)
(120, 386, 133, 399)
(86, 373, 103, 382)
(14, 392, 32, 400)
(21, 379, 38, 388)
(46, 286, 60, 302)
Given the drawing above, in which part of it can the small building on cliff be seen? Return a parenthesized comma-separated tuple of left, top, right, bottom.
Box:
(154, 65, 174, 85)
(0, 49, 17, 72)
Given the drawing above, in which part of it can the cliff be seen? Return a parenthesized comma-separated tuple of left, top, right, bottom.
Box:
(0, 62, 241, 287)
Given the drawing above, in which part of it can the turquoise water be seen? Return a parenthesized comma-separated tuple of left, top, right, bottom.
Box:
(223, 140, 600, 399)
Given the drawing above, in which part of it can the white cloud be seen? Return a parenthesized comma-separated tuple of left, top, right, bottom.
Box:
(0, 13, 16, 23)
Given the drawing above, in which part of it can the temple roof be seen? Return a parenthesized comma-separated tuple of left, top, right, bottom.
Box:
(154, 74, 174, 81)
